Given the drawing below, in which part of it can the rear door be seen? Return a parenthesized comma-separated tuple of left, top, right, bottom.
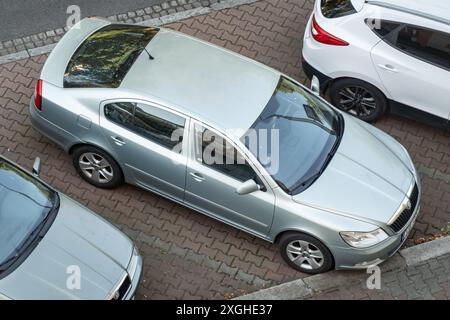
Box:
(369, 17, 450, 122)
(99, 99, 188, 202)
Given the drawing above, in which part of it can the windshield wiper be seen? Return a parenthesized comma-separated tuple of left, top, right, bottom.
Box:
(289, 148, 337, 195)
(261, 114, 335, 135)
(0, 193, 58, 276)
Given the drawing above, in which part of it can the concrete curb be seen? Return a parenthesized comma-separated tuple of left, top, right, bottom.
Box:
(235, 236, 449, 300)
(400, 236, 450, 266)
(0, 0, 259, 65)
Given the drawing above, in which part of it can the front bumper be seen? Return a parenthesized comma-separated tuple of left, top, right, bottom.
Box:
(124, 252, 143, 300)
(333, 204, 421, 270)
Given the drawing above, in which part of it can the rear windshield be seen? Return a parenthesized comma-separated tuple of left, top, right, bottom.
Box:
(321, 0, 356, 18)
(64, 24, 159, 88)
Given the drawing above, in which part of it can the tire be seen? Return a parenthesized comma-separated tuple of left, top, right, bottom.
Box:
(330, 78, 387, 122)
(72, 145, 123, 189)
(279, 232, 334, 274)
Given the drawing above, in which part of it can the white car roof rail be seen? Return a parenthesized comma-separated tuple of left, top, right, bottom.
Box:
(366, 0, 450, 26)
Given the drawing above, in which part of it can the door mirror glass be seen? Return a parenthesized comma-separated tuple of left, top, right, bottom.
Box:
(32, 157, 41, 176)
(310, 75, 321, 96)
(236, 179, 260, 195)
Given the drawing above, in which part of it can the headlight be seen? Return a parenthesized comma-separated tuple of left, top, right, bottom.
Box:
(340, 229, 388, 248)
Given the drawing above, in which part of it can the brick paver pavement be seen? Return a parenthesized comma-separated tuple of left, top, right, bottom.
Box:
(0, 0, 449, 299)
(308, 254, 450, 300)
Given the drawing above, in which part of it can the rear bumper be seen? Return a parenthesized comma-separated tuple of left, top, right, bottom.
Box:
(301, 57, 333, 91)
(29, 100, 80, 152)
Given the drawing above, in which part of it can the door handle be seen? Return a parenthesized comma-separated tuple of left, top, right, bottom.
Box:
(189, 172, 205, 182)
(111, 136, 126, 146)
(378, 64, 399, 73)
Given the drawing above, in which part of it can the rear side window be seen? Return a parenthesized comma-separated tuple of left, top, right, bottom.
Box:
(134, 104, 185, 150)
(367, 20, 402, 38)
(369, 20, 450, 71)
(104, 102, 185, 150)
(64, 25, 159, 88)
(321, 0, 356, 18)
(396, 25, 450, 70)
(104, 102, 134, 127)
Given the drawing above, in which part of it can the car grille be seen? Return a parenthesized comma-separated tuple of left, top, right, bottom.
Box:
(110, 275, 131, 300)
(390, 184, 419, 233)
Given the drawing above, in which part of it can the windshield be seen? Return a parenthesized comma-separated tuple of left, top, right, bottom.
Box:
(242, 76, 343, 195)
(64, 24, 159, 88)
(0, 159, 56, 271)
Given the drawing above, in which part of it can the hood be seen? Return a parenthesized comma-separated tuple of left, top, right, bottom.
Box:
(293, 114, 414, 225)
(0, 195, 133, 300)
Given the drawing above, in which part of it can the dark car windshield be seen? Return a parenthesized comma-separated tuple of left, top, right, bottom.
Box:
(242, 77, 343, 195)
(0, 159, 57, 273)
(64, 24, 159, 88)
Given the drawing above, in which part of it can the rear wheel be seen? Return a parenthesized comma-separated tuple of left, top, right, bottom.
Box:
(330, 79, 387, 122)
(279, 232, 334, 274)
(72, 145, 123, 189)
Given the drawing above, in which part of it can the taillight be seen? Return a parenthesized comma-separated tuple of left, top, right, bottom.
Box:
(34, 79, 42, 110)
(311, 15, 349, 46)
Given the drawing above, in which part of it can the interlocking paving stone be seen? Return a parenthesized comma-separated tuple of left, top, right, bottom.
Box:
(0, 0, 448, 299)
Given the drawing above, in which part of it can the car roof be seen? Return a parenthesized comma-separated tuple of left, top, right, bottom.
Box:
(366, 0, 450, 25)
(119, 28, 281, 132)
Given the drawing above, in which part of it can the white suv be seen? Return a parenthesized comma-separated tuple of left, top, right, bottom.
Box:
(302, 0, 450, 128)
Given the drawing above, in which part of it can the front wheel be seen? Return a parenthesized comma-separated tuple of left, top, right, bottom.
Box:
(279, 232, 334, 274)
(330, 79, 387, 122)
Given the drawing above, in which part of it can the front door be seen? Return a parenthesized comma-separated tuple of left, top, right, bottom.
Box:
(184, 121, 275, 237)
(99, 100, 188, 202)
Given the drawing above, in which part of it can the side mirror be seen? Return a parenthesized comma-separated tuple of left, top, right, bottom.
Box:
(236, 179, 260, 195)
(32, 157, 41, 176)
(310, 75, 321, 96)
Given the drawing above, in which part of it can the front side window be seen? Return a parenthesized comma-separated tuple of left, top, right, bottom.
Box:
(243, 76, 343, 195)
(64, 25, 159, 88)
(0, 159, 58, 277)
(194, 124, 257, 182)
(104, 102, 185, 151)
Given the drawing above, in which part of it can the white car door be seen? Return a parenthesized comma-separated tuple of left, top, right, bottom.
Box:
(370, 18, 450, 123)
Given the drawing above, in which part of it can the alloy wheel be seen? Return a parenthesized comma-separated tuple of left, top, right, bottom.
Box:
(286, 240, 324, 270)
(338, 86, 377, 118)
(78, 152, 114, 184)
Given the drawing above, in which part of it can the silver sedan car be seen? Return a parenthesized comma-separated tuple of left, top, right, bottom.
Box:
(30, 18, 421, 274)
(0, 156, 142, 299)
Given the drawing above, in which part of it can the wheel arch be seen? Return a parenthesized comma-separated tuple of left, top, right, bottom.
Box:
(327, 76, 392, 115)
(275, 228, 336, 269)
(68, 142, 126, 178)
